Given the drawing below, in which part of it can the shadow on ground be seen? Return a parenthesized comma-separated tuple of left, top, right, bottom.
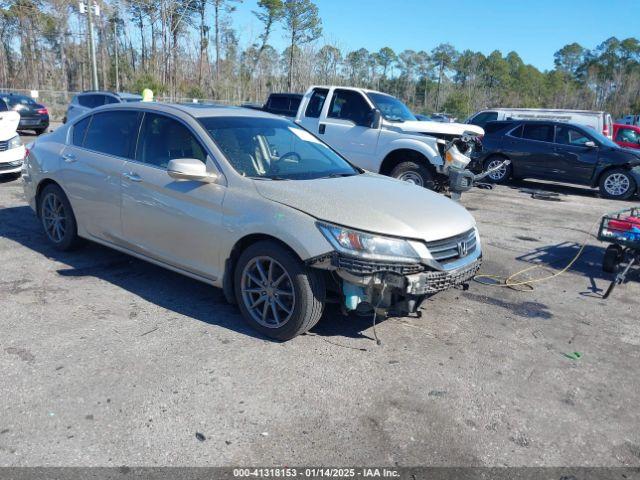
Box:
(0, 205, 374, 341)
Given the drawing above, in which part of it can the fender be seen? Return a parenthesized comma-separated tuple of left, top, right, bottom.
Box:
(378, 137, 444, 169)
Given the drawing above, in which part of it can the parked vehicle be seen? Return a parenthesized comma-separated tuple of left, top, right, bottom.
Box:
(0, 105, 26, 177)
(23, 102, 482, 340)
(64, 91, 142, 123)
(472, 120, 640, 200)
(467, 108, 614, 139)
(414, 114, 431, 121)
(616, 114, 640, 126)
(242, 93, 303, 118)
(295, 86, 484, 194)
(613, 124, 640, 150)
(0, 93, 49, 135)
(430, 113, 456, 123)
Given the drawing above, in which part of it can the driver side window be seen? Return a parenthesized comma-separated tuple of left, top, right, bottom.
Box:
(328, 89, 370, 126)
(136, 113, 206, 169)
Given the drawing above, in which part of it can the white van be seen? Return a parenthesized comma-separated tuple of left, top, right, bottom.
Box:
(467, 108, 614, 139)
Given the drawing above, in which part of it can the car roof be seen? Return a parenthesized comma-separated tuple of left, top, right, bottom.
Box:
(79, 90, 142, 99)
(92, 102, 284, 120)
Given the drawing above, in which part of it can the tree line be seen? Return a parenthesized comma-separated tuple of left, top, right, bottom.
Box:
(1, 0, 639, 119)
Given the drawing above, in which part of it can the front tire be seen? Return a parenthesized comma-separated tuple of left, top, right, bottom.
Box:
(483, 156, 512, 183)
(234, 241, 325, 340)
(39, 184, 82, 251)
(390, 161, 436, 190)
(599, 169, 636, 200)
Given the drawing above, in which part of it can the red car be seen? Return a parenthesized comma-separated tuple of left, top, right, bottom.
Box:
(613, 123, 640, 150)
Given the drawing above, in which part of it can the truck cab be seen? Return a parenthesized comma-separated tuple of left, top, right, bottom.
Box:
(295, 86, 483, 192)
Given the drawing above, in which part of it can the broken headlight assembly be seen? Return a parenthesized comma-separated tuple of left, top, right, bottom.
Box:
(8, 135, 22, 150)
(317, 223, 420, 263)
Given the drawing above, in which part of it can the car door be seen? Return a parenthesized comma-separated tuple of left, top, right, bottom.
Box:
(297, 87, 329, 134)
(317, 89, 380, 170)
(59, 110, 141, 241)
(120, 112, 225, 280)
(552, 125, 600, 184)
(512, 123, 556, 178)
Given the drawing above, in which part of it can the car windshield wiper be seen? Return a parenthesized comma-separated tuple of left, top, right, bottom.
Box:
(320, 172, 358, 179)
(249, 175, 290, 181)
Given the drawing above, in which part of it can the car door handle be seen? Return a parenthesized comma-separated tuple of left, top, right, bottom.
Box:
(319, 124, 326, 134)
(62, 153, 76, 163)
(123, 172, 142, 182)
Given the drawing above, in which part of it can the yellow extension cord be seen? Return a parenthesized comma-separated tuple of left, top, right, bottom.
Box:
(473, 218, 603, 291)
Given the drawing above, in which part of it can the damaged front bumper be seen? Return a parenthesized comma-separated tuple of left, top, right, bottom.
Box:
(308, 248, 481, 315)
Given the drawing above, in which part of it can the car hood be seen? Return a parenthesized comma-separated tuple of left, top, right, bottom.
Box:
(0, 111, 19, 141)
(253, 173, 476, 241)
(387, 120, 484, 137)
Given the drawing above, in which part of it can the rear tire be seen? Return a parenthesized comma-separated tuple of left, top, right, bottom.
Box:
(234, 240, 325, 340)
(599, 169, 636, 200)
(390, 161, 436, 190)
(38, 184, 82, 251)
(483, 156, 512, 184)
(603, 244, 623, 274)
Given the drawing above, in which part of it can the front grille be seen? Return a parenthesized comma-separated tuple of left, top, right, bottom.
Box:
(0, 141, 8, 152)
(334, 255, 425, 276)
(426, 229, 477, 263)
(407, 259, 482, 295)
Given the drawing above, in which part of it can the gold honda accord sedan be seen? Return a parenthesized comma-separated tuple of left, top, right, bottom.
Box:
(22, 102, 481, 340)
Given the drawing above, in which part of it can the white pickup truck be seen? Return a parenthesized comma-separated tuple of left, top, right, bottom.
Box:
(294, 86, 485, 193)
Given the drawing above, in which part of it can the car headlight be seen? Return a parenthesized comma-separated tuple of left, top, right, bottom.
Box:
(317, 223, 420, 262)
(8, 136, 22, 149)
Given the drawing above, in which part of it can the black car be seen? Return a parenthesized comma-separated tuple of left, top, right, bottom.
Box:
(242, 93, 303, 118)
(0, 93, 49, 135)
(473, 120, 640, 199)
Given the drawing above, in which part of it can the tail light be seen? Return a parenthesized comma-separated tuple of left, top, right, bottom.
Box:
(36, 108, 48, 115)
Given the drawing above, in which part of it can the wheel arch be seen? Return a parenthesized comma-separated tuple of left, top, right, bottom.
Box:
(593, 164, 636, 188)
(222, 233, 304, 305)
(379, 148, 438, 177)
(35, 178, 64, 218)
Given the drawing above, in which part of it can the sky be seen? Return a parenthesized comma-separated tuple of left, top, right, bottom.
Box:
(230, 0, 640, 71)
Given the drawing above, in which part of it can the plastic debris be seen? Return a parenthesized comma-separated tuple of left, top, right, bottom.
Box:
(195, 432, 206, 442)
(563, 352, 582, 360)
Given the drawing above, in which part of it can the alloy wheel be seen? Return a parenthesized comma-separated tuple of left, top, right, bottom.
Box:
(42, 193, 67, 243)
(240, 256, 296, 328)
(604, 173, 630, 197)
(486, 159, 508, 181)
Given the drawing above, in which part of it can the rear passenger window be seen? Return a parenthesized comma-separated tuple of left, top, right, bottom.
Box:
(268, 96, 288, 110)
(521, 124, 553, 142)
(78, 95, 99, 108)
(104, 95, 119, 105)
(305, 88, 329, 118)
(72, 116, 91, 146)
(83, 111, 141, 158)
(136, 113, 206, 168)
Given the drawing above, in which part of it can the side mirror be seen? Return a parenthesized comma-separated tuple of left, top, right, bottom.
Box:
(167, 158, 217, 182)
(369, 109, 382, 129)
(584, 141, 597, 148)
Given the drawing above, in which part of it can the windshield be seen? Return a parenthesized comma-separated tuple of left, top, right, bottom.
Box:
(366, 92, 416, 122)
(122, 97, 142, 103)
(199, 116, 359, 180)
(589, 128, 620, 148)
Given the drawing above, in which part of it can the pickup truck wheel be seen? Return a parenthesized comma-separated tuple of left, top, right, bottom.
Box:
(599, 169, 636, 200)
(483, 157, 511, 183)
(235, 240, 325, 341)
(390, 161, 435, 190)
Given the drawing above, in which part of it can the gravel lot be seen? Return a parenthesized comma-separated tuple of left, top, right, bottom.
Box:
(1, 128, 639, 466)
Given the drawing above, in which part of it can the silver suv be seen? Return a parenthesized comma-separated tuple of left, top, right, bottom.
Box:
(23, 103, 482, 340)
(64, 91, 142, 124)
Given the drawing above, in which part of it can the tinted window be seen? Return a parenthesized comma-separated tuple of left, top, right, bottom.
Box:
(104, 95, 120, 105)
(328, 89, 370, 126)
(521, 124, 553, 142)
(470, 111, 498, 127)
(136, 113, 206, 168)
(2, 95, 36, 108)
(78, 95, 101, 108)
(555, 126, 591, 146)
(484, 121, 516, 135)
(509, 124, 523, 138)
(268, 96, 289, 110)
(0, 99, 7, 112)
(83, 111, 140, 158)
(72, 116, 91, 146)
(305, 88, 329, 118)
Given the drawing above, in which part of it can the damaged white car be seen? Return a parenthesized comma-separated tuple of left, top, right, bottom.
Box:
(295, 86, 488, 196)
(23, 103, 481, 340)
(0, 104, 25, 177)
